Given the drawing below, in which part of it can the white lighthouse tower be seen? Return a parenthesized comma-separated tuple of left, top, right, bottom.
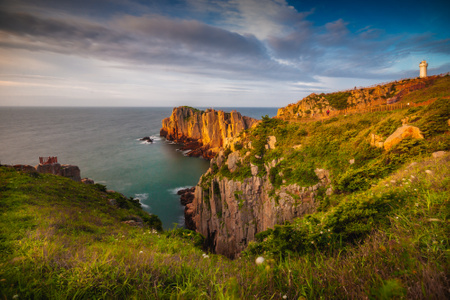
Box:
(419, 60, 428, 78)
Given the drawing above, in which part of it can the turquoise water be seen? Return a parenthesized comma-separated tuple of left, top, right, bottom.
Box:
(0, 106, 277, 228)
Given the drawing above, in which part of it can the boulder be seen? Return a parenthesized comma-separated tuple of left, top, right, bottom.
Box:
(226, 152, 240, 173)
(383, 125, 424, 151)
(250, 163, 259, 176)
(432, 151, 447, 158)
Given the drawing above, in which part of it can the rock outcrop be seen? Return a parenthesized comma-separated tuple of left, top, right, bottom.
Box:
(7, 162, 84, 183)
(36, 163, 81, 182)
(160, 106, 259, 159)
(383, 125, 424, 151)
(186, 161, 332, 258)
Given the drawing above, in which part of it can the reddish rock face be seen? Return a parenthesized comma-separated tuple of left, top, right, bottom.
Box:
(160, 107, 258, 159)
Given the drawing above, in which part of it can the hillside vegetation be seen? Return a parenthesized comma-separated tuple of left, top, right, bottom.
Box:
(277, 74, 449, 118)
(1, 76, 449, 299)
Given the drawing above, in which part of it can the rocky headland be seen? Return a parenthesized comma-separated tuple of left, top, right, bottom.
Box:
(160, 106, 259, 159)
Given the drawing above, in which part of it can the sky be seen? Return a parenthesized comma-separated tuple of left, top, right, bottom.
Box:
(0, 0, 448, 107)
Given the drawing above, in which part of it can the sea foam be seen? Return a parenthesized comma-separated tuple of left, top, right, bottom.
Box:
(134, 193, 150, 208)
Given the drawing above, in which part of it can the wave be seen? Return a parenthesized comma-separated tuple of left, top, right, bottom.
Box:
(176, 149, 191, 156)
(134, 193, 150, 208)
(168, 186, 193, 195)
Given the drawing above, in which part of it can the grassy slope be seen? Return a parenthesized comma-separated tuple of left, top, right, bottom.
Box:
(1, 84, 449, 299)
(1, 154, 448, 299)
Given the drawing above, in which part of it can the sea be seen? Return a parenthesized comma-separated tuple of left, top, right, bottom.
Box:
(0, 107, 278, 229)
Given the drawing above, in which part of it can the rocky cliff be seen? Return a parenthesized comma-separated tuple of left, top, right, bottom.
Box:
(186, 143, 332, 257)
(160, 106, 258, 159)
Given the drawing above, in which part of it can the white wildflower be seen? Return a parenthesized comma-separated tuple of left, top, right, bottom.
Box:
(282, 295, 287, 299)
(320, 231, 323, 234)
(255, 256, 265, 265)
(415, 203, 419, 207)
(13, 296, 18, 299)
(139, 251, 143, 254)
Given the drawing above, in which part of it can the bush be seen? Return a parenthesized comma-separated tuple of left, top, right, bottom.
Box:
(165, 228, 205, 248)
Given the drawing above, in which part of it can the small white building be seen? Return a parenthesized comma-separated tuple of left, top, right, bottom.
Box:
(419, 60, 428, 78)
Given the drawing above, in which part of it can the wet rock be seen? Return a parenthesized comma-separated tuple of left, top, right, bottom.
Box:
(139, 136, 153, 143)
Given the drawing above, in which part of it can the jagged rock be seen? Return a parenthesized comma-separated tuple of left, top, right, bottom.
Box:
(160, 107, 258, 159)
(178, 187, 195, 205)
(82, 178, 94, 184)
(139, 136, 153, 143)
(432, 151, 447, 158)
(383, 125, 424, 151)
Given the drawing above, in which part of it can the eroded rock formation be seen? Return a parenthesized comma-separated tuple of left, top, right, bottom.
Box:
(185, 154, 332, 258)
(160, 106, 258, 159)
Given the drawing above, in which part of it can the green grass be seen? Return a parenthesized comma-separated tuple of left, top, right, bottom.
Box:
(1, 155, 448, 298)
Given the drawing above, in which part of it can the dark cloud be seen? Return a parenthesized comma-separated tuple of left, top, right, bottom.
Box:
(0, 0, 448, 86)
(0, 8, 316, 82)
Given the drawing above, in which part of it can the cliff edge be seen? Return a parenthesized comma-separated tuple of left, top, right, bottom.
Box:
(160, 106, 258, 159)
